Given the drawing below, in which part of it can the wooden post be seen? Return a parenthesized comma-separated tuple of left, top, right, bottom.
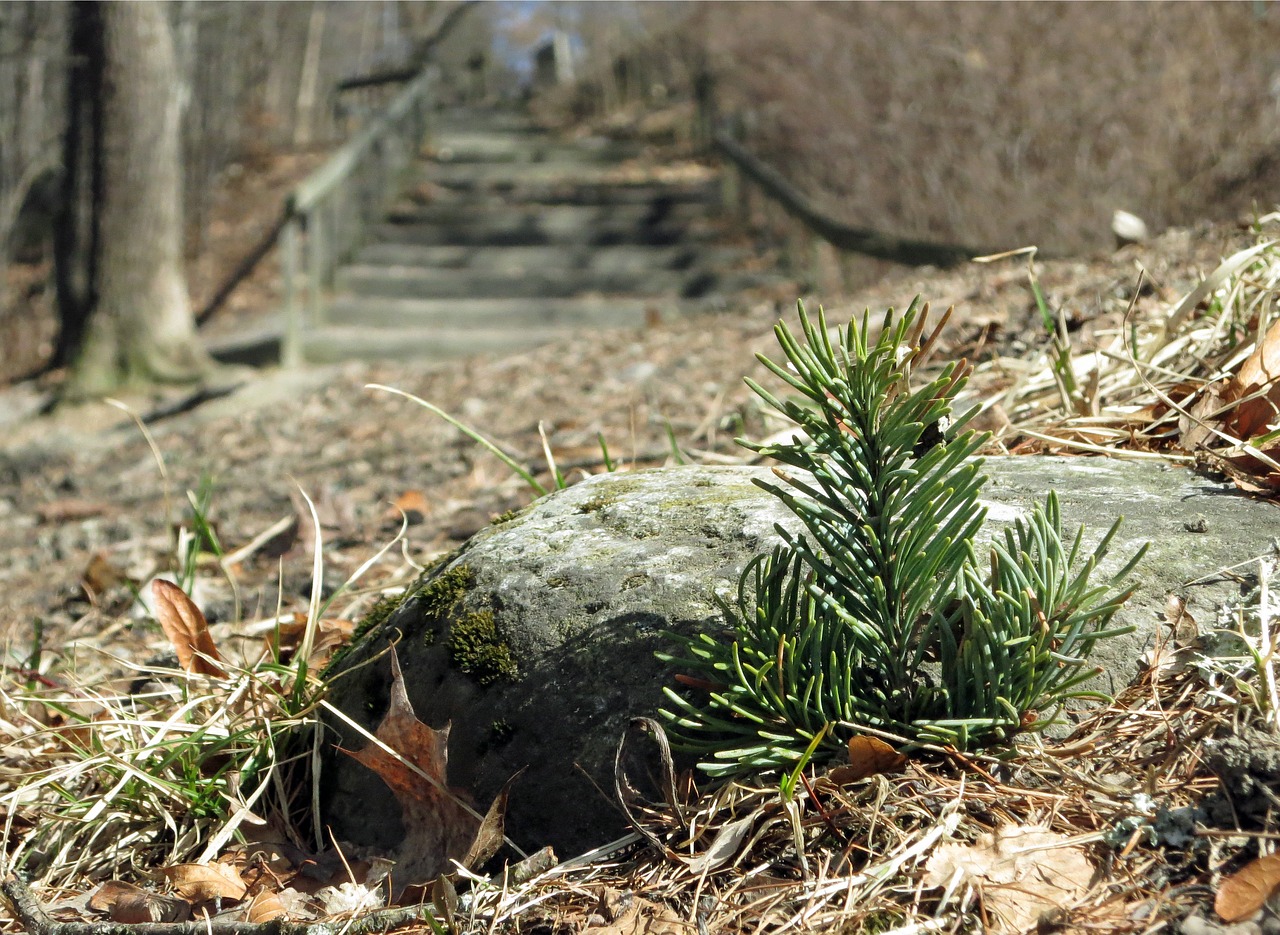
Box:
(806, 230, 823, 294)
(838, 250, 854, 293)
(306, 207, 325, 327)
(281, 216, 302, 368)
(719, 164, 739, 220)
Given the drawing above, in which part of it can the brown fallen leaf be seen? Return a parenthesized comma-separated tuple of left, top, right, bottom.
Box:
(90, 881, 190, 923)
(1216, 853, 1280, 922)
(463, 770, 523, 871)
(1178, 379, 1231, 452)
(1163, 594, 1198, 645)
(344, 646, 512, 890)
(924, 826, 1093, 933)
(163, 861, 248, 903)
(151, 579, 226, 679)
(37, 497, 109, 523)
(824, 735, 908, 786)
(594, 893, 691, 935)
(244, 889, 287, 923)
(384, 489, 431, 526)
(1230, 317, 1280, 440)
(267, 616, 355, 668)
(82, 551, 130, 598)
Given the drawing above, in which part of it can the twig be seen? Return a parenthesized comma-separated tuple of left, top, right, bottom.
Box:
(1, 874, 442, 935)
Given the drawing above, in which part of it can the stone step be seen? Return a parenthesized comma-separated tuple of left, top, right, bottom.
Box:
(324, 294, 665, 330)
(424, 175, 717, 205)
(431, 131, 641, 165)
(397, 180, 716, 209)
(301, 324, 580, 364)
(423, 161, 674, 188)
(352, 243, 747, 273)
(384, 200, 705, 231)
(241, 105, 763, 367)
(432, 109, 545, 135)
(335, 264, 714, 300)
(369, 217, 712, 248)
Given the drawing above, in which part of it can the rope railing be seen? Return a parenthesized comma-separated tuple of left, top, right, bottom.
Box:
(553, 23, 1000, 282)
(711, 130, 990, 269)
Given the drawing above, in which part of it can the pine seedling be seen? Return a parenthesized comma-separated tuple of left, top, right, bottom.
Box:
(660, 299, 1146, 776)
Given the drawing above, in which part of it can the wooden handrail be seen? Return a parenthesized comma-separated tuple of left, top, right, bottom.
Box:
(276, 2, 478, 366)
(712, 130, 991, 269)
(290, 69, 433, 214)
(334, 1, 477, 94)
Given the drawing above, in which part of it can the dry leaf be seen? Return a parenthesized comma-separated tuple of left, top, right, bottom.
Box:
(37, 497, 109, 523)
(268, 616, 354, 668)
(384, 490, 431, 526)
(82, 552, 129, 597)
(344, 646, 511, 888)
(1216, 853, 1280, 922)
(824, 735, 908, 785)
(88, 880, 140, 912)
(431, 874, 458, 931)
(924, 826, 1092, 933)
(1230, 317, 1280, 440)
(245, 890, 287, 923)
(682, 813, 757, 875)
(89, 881, 191, 923)
(463, 769, 523, 870)
(151, 579, 226, 678)
(1163, 594, 1198, 644)
(594, 894, 690, 935)
(163, 861, 248, 903)
(1178, 380, 1230, 452)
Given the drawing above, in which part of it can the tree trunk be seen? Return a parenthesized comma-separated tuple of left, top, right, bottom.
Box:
(52, 0, 103, 370)
(65, 0, 211, 399)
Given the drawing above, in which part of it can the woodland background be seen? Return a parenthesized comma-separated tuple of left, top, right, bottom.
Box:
(1, 1, 1279, 384)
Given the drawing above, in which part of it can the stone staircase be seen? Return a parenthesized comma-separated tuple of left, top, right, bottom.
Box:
(294, 109, 765, 364)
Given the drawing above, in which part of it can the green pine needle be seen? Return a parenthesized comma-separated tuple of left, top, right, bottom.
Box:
(659, 299, 1146, 777)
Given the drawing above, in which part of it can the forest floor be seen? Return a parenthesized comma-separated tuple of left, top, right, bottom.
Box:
(1, 173, 1277, 931)
(0, 216, 1257, 662)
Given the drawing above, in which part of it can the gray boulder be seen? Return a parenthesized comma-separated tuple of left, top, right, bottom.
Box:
(321, 458, 1277, 859)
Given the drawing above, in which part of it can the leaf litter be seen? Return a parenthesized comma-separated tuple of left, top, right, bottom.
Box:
(4, 217, 1280, 931)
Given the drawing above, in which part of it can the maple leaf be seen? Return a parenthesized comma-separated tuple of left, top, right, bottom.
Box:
(344, 646, 513, 890)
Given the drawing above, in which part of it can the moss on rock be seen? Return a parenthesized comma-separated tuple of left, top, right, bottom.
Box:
(419, 564, 475, 618)
(448, 608, 518, 685)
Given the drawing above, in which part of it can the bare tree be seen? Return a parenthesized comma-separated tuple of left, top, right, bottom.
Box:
(63, 0, 211, 398)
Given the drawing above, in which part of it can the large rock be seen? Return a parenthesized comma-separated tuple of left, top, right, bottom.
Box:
(321, 458, 1278, 858)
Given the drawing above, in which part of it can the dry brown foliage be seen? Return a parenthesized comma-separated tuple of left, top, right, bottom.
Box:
(556, 2, 1280, 257)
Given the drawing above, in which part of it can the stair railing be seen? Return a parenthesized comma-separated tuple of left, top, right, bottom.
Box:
(711, 129, 992, 274)
(279, 3, 474, 366)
